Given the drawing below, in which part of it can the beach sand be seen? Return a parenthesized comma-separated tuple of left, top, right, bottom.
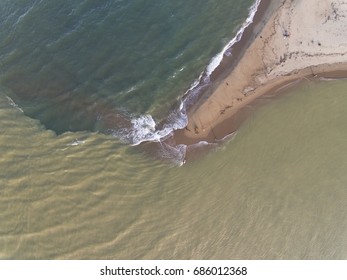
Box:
(174, 0, 347, 145)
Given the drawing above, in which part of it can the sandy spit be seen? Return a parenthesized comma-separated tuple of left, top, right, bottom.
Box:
(174, 0, 347, 145)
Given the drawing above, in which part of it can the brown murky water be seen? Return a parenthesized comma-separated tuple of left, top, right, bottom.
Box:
(1, 79, 346, 259)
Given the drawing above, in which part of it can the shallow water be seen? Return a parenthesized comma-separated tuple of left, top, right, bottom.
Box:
(1, 79, 346, 259)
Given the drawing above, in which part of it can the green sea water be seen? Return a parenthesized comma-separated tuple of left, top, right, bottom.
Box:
(1, 79, 346, 259)
(0, 0, 254, 135)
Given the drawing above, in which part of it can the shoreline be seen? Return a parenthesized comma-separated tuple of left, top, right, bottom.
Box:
(178, 0, 280, 120)
(172, 0, 347, 146)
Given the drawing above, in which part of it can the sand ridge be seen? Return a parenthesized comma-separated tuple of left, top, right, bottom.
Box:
(175, 0, 347, 144)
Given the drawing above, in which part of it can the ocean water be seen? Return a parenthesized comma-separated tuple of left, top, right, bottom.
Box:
(1, 0, 347, 259)
(0, 0, 255, 145)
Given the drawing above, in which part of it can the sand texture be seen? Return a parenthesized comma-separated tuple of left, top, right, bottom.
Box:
(175, 0, 347, 144)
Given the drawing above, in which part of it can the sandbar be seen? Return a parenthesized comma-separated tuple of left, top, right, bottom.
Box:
(173, 0, 347, 145)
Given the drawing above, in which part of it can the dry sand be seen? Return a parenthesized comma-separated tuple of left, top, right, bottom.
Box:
(174, 0, 347, 145)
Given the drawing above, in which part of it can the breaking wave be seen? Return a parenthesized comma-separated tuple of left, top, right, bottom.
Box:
(110, 0, 262, 162)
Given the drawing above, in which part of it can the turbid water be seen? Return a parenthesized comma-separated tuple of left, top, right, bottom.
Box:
(1, 79, 346, 259)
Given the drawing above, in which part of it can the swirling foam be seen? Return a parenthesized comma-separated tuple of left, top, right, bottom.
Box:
(111, 0, 262, 163)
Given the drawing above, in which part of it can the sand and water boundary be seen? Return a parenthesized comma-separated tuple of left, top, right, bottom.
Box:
(172, 0, 347, 145)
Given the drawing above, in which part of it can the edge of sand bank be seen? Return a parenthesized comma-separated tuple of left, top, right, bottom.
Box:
(173, 0, 347, 145)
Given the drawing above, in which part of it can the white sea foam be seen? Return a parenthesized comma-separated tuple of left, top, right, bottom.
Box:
(67, 139, 86, 146)
(112, 0, 262, 154)
(178, 0, 261, 112)
(112, 113, 181, 145)
(13, 2, 36, 27)
(157, 142, 187, 166)
(6, 96, 24, 112)
(186, 140, 219, 152)
(218, 131, 237, 143)
(205, 0, 262, 76)
(128, 115, 164, 144)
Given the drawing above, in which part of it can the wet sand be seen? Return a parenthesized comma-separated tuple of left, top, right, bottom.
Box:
(174, 0, 347, 145)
